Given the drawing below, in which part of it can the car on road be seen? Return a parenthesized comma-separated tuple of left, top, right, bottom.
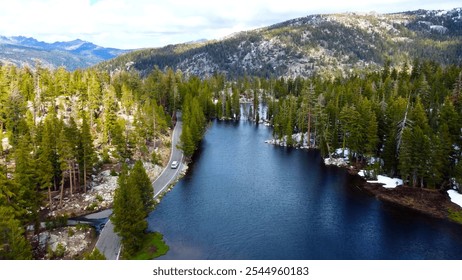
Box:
(171, 160, 179, 169)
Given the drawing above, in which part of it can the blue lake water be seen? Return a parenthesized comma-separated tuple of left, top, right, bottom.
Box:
(147, 119, 462, 259)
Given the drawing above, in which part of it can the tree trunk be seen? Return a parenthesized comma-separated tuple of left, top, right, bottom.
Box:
(83, 158, 87, 193)
(48, 185, 52, 209)
(153, 105, 157, 148)
(307, 103, 311, 148)
(313, 117, 317, 148)
(75, 163, 80, 193)
(59, 176, 64, 209)
(326, 141, 332, 160)
(69, 163, 73, 198)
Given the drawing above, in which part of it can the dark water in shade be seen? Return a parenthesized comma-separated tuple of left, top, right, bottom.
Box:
(147, 119, 462, 260)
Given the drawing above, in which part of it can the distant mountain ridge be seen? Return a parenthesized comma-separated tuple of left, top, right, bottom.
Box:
(0, 36, 128, 70)
(98, 8, 462, 78)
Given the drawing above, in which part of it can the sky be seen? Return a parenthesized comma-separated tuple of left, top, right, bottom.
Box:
(0, 0, 460, 49)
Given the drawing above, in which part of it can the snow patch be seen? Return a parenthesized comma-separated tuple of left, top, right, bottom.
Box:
(324, 157, 348, 167)
(265, 132, 310, 148)
(430, 25, 448, 34)
(448, 190, 462, 208)
(358, 171, 403, 189)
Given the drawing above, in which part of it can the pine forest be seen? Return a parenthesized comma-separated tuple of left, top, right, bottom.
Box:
(1, 58, 462, 259)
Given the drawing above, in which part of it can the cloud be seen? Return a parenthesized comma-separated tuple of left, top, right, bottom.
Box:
(0, 0, 460, 49)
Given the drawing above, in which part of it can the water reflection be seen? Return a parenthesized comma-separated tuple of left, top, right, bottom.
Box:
(148, 118, 462, 260)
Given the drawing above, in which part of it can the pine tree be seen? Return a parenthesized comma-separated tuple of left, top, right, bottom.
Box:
(0, 164, 14, 206)
(83, 248, 106, 260)
(306, 83, 315, 148)
(339, 105, 362, 161)
(0, 206, 33, 260)
(129, 161, 154, 215)
(253, 88, 259, 121)
(120, 83, 134, 115)
(13, 137, 42, 227)
(78, 113, 95, 193)
(57, 126, 73, 207)
(180, 125, 195, 157)
(102, 85, 119, 145)
(111, 164, 147, 258)
(87, 71, 102, 127)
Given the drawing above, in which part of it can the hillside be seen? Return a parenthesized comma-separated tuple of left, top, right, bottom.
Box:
(98, 8, 462, 78)
(0, 36, 128, 70)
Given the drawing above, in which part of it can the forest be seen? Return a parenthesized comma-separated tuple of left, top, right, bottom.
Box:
(262, 60, 462, 190)
(1, 59, 462, 259)
(0, 64, 214, 259)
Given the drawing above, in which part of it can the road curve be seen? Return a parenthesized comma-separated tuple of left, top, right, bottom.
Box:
(153, 118, 184, 196)
(95, 117, 183, 260)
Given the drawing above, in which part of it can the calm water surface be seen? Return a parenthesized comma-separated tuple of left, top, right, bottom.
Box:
(147, 119, 462, 259)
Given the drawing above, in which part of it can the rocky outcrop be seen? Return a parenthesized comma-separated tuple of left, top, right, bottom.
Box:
(33, 226, 92, 259)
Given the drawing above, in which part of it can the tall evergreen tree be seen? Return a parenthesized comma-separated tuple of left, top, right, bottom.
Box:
(78, 113, 95, 193)
(13, 137, 41, 227)
(180, 125, 195, 157)
(0, 206, 32, 260)
(111, 164, 147, 258)
(128, 161, 154, 215)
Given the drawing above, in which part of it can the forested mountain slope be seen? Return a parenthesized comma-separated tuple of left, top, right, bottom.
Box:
(98, 8, 462, 78)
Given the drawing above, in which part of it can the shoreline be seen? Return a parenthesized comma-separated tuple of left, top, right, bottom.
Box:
(344, 167, 462, 225)
(263, 131, 462, 226)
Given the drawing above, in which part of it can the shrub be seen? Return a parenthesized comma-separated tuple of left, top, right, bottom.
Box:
(45, 215, 69, 230)
(448, 209, 462, 224)
(83, 248, 106, 260)
(87, 202, 98, 211)
(76, 223, 90, 231)
(96, 194, 104, 202)
(54, 243, 66, 258)
(102, 148, 111, 164)
(151, 151, 162, 166)
(48, 243, 66, 259)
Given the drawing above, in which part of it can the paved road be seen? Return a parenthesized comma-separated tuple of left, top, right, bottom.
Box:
(95, 118, 183, 260)
(153, 117, 183, 197)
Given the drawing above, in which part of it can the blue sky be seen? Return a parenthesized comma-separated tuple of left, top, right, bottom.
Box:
(0, 0, 460, 49)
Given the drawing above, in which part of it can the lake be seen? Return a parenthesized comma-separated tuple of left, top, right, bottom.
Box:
(147, 118, 462, 259)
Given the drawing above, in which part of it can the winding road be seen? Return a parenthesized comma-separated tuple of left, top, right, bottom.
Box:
(95, 117, 183, 260)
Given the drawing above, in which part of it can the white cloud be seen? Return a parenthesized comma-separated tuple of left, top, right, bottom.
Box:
(0, 0, 460, 49)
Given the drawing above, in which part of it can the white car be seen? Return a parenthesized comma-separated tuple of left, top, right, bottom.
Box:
(170, 160, 179, 169)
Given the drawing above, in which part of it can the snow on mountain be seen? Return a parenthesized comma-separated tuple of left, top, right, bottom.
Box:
(98, 8, 462, 78)
(0, 36, 128, 70)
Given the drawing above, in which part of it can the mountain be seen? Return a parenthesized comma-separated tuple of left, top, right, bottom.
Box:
(0, 36, 128, 70)
(98, 8, 462, 78)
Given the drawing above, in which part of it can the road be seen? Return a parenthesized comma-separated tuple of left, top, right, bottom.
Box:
(95, 117, 183, 260)
(153, 117, 183, 196)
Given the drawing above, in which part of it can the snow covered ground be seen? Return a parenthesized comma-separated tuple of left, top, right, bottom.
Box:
(358, 170, 403, 189)
(367, 175, 403, 189)
(357, 171, 462, 207)
(264, 132, 310, 148)
(324, 157, 348, 167)
(448, 190, 462, 208)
